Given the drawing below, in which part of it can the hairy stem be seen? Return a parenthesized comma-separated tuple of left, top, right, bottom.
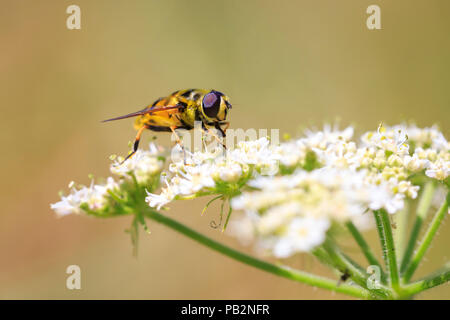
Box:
(400, 181, 436, 273)
(374, 210, 400, 292)
(322, 239, 391, 299)
(403, 193, 449, 282)
(402, 264, 450, 297)
(143, 209, 370, 299)
(394, 202, 409, 261)
(346, 221, 384, 279)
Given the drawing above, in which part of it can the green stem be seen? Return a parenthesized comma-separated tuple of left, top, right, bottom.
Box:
(346, 221, 384, 277)
(400, 181, 436, 273)
(222, 199, 233, 232)
(395, 202, 409, 261)
(143, 209, 369, 299)
(403, 193, 449, 282)
(312, 247, 361, 281)
(322, 241, 367, 288)
(322, 239, 391, 299)
(107, 189, 126, 204)
(312, 247, 336, 268)
(374, 210, 400, 292)
(201, 195, 223, 216)
(402, 265, 450, 297)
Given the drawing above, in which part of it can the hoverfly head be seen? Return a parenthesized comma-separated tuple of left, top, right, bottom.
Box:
(201, 90, 232, 122)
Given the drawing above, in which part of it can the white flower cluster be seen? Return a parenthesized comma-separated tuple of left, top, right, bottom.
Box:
(51, 178, 119, 216)
(231, 168, 398, 257)
(51, 123, 448, 258)
(229, 124, 449, 258)
(361, 124, 449, 182)
(146, 138, 278, 209)
(273, 125, 354, 168)
(51, 143, 165, 216)
(110, 143, 165, 184)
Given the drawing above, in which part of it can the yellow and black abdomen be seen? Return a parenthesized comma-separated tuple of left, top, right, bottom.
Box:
(133, 93, 198, 131)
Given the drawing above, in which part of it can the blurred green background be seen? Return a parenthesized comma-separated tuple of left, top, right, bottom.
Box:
(1, 0, 449, 299)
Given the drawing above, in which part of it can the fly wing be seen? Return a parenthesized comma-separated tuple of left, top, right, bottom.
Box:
(102, 105, 182, 122)
(102, 109, 149, 122)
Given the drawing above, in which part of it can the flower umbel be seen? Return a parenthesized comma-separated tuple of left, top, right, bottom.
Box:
(51, 122, 450, 299)
(51, 177, 120, 216)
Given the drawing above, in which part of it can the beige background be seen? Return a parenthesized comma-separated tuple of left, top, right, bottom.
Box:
(1, 0, 449, 299)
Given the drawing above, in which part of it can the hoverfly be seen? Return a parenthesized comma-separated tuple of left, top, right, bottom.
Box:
(103, 89, 232, 163)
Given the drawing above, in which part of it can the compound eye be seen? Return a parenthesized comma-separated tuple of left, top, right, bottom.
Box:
(202, 92, 221, 118)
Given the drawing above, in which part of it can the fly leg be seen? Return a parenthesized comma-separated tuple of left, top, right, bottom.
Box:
(170, 126, 187, 164)
(215, 122, 229, 148)
(119, 125, 148, 165)
(203, 123, 226, 150)
(218, 121, 230, 134)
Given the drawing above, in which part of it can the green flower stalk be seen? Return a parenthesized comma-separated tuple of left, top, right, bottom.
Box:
(51, 123, 450, 299)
